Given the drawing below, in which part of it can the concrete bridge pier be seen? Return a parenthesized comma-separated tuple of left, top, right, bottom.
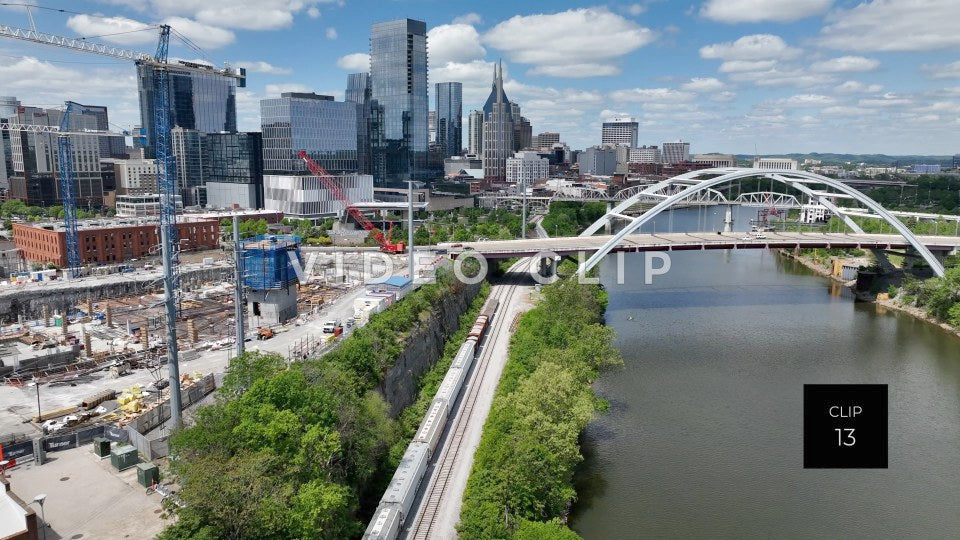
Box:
(538, 256, 557, 279)
(870, 249, 897, 274)
(723, 205, 734, 233)
(605, 202, 613, 234)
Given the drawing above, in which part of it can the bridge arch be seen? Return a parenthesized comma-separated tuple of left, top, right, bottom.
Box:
(578, 168, 946, 276)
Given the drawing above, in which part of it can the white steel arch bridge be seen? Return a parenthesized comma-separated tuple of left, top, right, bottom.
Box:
(577, 168, 947, 277)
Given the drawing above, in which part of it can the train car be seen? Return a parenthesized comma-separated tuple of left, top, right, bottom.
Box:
(481, 298, 499, 319)
(381, 443, 429, 524)
(467, 315, 488, 340)
(451, 341, 476, 371)
(363, 503, 401, 540)
(415, 399, 448, 458)
(433, 367, 464, 415)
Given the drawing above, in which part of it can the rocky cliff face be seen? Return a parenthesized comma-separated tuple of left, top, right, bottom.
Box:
(380, 280, 481, 417)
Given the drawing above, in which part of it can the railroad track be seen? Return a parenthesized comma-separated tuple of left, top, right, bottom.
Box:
(408, 259, 531, 540)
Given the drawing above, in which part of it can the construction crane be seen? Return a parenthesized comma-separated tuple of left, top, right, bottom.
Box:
(297, 151, 406, 254)
(1, 6, 246, 428)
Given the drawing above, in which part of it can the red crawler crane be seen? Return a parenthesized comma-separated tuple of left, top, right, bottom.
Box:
(297, 151, 406, 253)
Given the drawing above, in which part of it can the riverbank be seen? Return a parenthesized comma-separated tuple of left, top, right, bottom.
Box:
(457, 279, 622, 540)
(778, 248, 960, 339)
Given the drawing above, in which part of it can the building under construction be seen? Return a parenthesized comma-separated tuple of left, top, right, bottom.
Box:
(241, 234, 302, 326)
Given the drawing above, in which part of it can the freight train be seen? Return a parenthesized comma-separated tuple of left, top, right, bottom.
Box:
(363, 297, 500, 539)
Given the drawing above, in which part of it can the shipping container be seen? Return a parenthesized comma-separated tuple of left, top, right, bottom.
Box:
(415, 399, 448, 458)
(363, 503, 401, 540)
(381, 443, 429, 523)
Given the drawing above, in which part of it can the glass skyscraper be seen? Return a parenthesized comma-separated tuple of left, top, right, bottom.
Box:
(204, 132, 264, 209)
(136, 63, 237, 159)
(260, 92, 359, 174)
(435, 82, 462, 158)
(346, 73, 373, 176)
(67, 102, 127, 159)
(370, 18, 428, 184)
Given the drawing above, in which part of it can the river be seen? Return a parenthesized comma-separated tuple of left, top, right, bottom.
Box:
(570, 207, 960, 538)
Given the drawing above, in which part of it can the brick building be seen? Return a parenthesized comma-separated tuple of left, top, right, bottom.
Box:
(13, 217, 220, 267)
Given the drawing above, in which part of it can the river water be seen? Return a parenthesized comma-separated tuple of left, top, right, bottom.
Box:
(570, 207, 960, 538)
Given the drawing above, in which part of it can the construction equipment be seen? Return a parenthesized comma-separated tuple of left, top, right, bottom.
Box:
(297, 151, 406, 254)
(257, 327, 274, 340)
(1, 6, 246, 429)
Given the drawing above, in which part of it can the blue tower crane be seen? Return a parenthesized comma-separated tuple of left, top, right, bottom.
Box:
(56, 101, 81, 277)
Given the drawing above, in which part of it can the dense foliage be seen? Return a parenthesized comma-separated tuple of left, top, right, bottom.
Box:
(1, 199, 104, 220)
(900, 268, 960, 325)
(158, 270, 479, 539)
(541, 201, 607, 237)
(387, 207, 524, 245)
(458, 279, 622, 539)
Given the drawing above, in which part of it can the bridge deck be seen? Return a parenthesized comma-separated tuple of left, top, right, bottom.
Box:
(442, 231, 960, 259)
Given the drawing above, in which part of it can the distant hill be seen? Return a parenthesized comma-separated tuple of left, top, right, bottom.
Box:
(734, 153, 956, 166)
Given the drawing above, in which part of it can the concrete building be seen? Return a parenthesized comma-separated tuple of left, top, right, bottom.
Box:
(482, 61, 515, 182)
(467, 110, 483, 156)
(693, 153, 736, 168)
(68, 101, 127, 159)
(753, 157, 798, 170)
(800, 203, 828, 224)
(115, 193, 183, 217)
(113, 159, 158, 195)
(8, 105, 104, 208)
(602, 117, 638, 147)
(0, 479, 40, 540)
(444, 155, 482, 177)
(435, 82, 462, 158)
(506, 151, 549, 185)
(535, 132, 560, 151)
(370, 18, 429, 183)
(263, 173, 373, 220)
(578, 147, 617, 176)
(629, 145, 661, 164)
(203, 131, 264, 210)
(662, 140, 690, 164)
(13, 216, 219, 266)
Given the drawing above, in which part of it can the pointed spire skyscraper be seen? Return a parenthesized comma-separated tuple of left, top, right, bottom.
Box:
(482, 59, 515, 183)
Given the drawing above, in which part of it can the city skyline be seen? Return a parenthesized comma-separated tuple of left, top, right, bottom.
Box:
(0, 1, 958, 154)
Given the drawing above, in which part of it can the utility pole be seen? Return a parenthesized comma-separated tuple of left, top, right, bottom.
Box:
(233, 216, 245, 357)
(408, 181, 415, 279)
(521, 178, 527, 239)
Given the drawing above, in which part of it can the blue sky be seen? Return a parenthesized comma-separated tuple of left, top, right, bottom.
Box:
(1, 0, 958, 155)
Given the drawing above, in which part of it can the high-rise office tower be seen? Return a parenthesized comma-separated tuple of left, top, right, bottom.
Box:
(514, 116, 532, 151)
(8, 106, 104, 207)
(0, 96, 18, 194)
(435, 82, 462, 158)
(662, 140, 690, 164)
(136, 62, 238, 159)
(482, 61, 514, 182)
(535, 132, 560, 151)
(171, 127, 205, 206)
(260, 92, 372, 219)
(68, 102, 127, 159)
(602, 117, 638, 148)
(204, 132, 264, 209)
(370, 18, 428, 184)
(468, 110, 483, 156)
(346, 72, 374, 176)
(428, 111, 437, 144)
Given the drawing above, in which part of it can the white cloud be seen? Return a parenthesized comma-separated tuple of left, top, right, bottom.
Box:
(819, 0, 960, 52)
(711, 91, 737, 102)
(264, 83, 314, 96)
(325, 27, 337, 40)
(609, 87, 696, 103)
(150, 0, 343, 31)
(624, 3, 647, 15)
(307, 7, 320, 18)
(427, 24, 486, 66)
(700, 34, 801, 61)
(700, 0, 832, 23)
(718, 60, 778, 73)
(920, 60, 960, 79)
(528, 63, 620, 78)
(858, 93, 913, 107)
(810, 56, 879, 73)
(234, 60, 292, 75)
(161, 17, 235, 49)
(65, 14, 156, 46)
(772, 94, 837, 107)
(483, 7, 655, 78)
(680, 77, 726, 92)
(833, 80, 883, 94)
(335, 53, 369, 71)
(822, 105, 871, 117)
(432, 60, 496, 103)
(728, 67, 833, 88)
(452, 13, 482, 25)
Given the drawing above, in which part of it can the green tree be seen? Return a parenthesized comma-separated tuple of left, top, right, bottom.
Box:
(414, 224, 431, 245)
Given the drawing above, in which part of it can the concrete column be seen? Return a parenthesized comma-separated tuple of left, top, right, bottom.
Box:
(86, 296, 94, 318)
(187, 319, 198, 343)
(43, 305, 51, 327)
(61, 312, 68, 336)
(140, 325, 149, 350)
(105, 303, 113, 328)
(605, 202, 613, 234)
(83, 331, 93, 358)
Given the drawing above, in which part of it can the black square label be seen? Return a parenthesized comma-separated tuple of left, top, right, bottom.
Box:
(804, 384, 887, 468)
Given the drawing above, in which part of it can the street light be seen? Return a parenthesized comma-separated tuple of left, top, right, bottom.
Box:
(30, 493, 47, 540)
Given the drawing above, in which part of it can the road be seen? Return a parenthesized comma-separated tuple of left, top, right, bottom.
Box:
(441, 231, 960, 259)
(405, 260, 536, 539)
